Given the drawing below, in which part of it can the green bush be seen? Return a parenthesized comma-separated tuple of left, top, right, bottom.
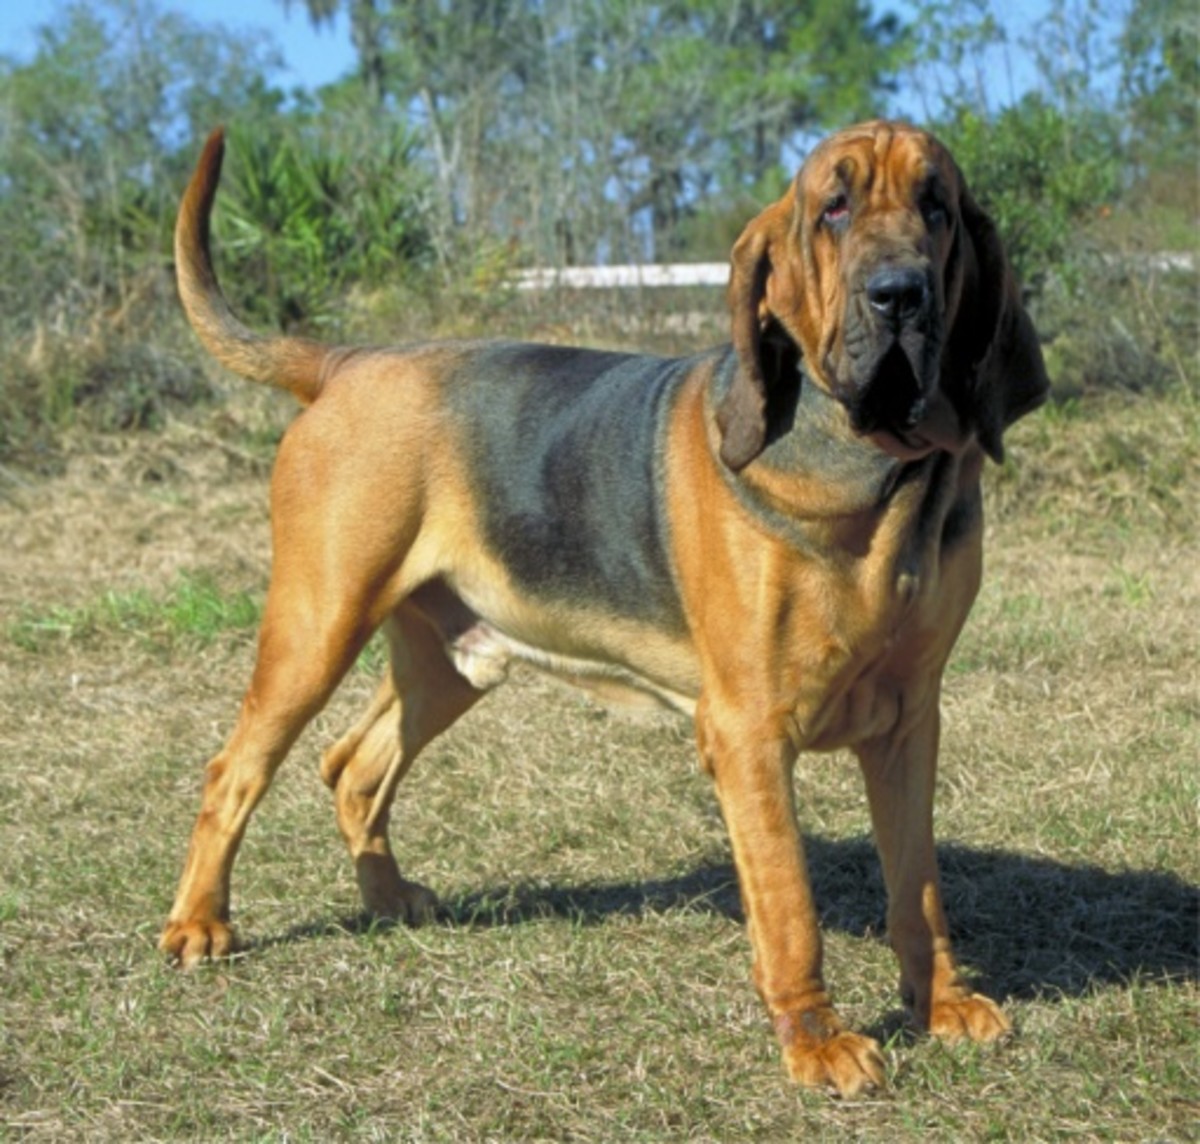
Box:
(214, 122, 436, 333)
(936, 95, 1122, 291)
(1035, 256, 1196, 398)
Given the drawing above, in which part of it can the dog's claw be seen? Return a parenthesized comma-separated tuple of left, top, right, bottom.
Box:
(159, 919, 236, 969)
(783, 1030, 887, 1098)
(928, 992, 1012, 1043)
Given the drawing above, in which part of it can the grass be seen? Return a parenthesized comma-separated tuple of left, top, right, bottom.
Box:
(0, 380, 1197, 1140)
(7, 572, 261, 654)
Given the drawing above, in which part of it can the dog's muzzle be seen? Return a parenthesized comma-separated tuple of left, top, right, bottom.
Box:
(836, 264, 940, 438)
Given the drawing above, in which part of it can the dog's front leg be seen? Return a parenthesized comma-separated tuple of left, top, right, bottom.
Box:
(855, 697, 1011, 1042)
(697, 696, 886, 1097)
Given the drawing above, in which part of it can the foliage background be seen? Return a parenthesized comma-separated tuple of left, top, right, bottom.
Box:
(0, 0, 1194, 455)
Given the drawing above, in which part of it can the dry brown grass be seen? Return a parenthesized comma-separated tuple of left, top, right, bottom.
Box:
(0, 377, 1196, 1140)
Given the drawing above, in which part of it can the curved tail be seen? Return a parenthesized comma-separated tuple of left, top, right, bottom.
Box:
(175, 128, 329, 404)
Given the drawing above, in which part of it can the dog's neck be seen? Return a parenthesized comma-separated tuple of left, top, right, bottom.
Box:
(711, 350, 910, 507)
(705, 348, 979, 576)
(707, 349, 979, 567)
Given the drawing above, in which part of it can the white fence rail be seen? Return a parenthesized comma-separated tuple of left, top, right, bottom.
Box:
(1101, 252, 1195, 274)
(514, 263, 730, 290)
(513, 252, 1195, 291)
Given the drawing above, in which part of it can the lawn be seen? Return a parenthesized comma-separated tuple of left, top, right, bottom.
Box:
(1, 380, 1196, 1140)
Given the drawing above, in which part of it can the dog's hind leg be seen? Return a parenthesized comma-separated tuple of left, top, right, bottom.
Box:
(159, 581, 374, 968)
(158, 403, 431, 967)
(320, 603, 484, 923)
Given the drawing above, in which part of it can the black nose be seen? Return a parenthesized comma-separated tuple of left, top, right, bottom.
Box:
(866, 267, 929, 325)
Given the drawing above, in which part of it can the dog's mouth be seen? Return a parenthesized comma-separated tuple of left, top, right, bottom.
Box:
(833, 333, 937, 447)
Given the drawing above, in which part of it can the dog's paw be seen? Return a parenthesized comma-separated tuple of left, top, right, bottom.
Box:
(776, 1009, 886, 1098)
(783, 1030, 886, 1098)
(361, 873, 439, 926)
(159, 918, 236, 969)
(928, 991, 1011, 1043)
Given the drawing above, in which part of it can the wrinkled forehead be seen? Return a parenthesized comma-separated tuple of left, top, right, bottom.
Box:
(799, 122, 957, 202)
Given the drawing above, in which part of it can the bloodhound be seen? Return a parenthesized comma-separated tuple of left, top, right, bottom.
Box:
(162, 120, 1047, 1096)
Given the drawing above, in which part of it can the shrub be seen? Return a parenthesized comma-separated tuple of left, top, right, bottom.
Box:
(935, 94, 1122, 291)
(214, 122, 436, 334)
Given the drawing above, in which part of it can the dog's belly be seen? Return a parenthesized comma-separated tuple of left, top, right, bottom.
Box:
(407, 577, 699, 715)
(449, 618, 697, 715)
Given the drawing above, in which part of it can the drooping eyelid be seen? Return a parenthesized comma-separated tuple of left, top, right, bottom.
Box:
(814, 158, 857, 227)
(918, 170, 953, 223)
(832, 158, 858, 203)
(816, 191, 851, 233)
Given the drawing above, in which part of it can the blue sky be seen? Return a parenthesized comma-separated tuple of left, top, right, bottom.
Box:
(0, 0, 353, 89)
(1, 0, 1057, 110)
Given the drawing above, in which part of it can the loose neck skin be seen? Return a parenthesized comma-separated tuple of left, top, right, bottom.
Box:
(707, 351, 943, 534)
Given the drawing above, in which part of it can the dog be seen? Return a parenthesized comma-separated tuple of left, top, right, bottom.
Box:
(161, 120, 1048, 1096)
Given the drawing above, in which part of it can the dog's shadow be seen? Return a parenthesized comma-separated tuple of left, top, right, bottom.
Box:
(266, 837, 1198, 1006)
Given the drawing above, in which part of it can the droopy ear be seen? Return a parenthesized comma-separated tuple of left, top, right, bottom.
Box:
(955, 187, 1050, 463)
(717, 191, 798, 470)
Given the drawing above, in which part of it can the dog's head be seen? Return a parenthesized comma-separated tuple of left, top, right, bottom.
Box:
(718, 120, 1049, 470)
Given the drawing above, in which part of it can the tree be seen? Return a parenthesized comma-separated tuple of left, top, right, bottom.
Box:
(284, 0, 906, 265)
(897, 0, 1011, 119)
(1119, 0, 1199, 176)
(0, 0, 284, 321)
(279, 0, 389, 105)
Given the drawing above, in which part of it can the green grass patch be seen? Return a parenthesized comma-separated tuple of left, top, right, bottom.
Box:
(7, 572, 261, 653)
(949, 587, 1083, 676)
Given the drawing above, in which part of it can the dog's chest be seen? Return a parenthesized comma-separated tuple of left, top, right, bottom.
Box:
(790, 459, 983, 750)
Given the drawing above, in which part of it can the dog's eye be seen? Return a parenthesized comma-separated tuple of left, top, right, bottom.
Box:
(921, 196, 947, 227)
(821, 194, 850, 229)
